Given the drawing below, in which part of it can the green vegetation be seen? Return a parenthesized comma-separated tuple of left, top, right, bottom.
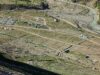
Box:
(95, 1, 100, 24)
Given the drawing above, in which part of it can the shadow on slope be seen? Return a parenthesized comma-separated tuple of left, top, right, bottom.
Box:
(0, 3, 49, 10)
(0, 53, 59, 75)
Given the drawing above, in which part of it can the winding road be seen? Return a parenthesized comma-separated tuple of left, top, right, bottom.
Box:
(47, 1, 100, 33)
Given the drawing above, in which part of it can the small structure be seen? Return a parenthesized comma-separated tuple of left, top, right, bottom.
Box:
(63, 45, 73, 53)
(64, 49, 70, 53)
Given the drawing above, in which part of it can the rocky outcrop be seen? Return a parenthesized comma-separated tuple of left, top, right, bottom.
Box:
(0, 17, 17, 25)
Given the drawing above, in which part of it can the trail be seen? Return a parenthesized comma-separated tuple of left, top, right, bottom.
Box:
(1, 24, 100, 47)
(13, 26, 100, 48)
(14, 25, 100, 46)
(1, 0, 100, 52)
(47, 1, 100, 33)
(46, 1, 100, 46)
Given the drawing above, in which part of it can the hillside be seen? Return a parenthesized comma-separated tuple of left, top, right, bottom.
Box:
(0, 0, 100, 75)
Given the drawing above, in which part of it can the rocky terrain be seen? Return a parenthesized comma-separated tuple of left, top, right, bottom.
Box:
(0, 0, 100, 75)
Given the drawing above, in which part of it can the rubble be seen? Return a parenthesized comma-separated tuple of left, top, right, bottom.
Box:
(80, 34, 88, 40)
(0, 17, 17, 25)
(19, 20, 49, 29)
